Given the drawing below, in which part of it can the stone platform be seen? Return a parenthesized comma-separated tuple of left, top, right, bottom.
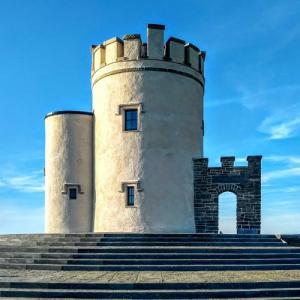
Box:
(0, 233, 300, 298)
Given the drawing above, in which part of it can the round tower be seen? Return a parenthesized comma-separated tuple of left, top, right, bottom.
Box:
(92, 24, 205, 233)
(45, 111, 94, 233)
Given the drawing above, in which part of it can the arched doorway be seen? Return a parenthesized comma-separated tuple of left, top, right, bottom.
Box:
(218, 192, 237, 234)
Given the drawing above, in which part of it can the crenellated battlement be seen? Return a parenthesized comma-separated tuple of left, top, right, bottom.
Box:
(195, 156, 263, 170)
(91, 24, 205, 74)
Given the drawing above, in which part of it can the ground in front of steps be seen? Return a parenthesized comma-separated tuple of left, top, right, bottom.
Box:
(1, 269, 300, 283)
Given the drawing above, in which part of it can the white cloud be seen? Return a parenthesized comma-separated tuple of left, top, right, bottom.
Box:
(283, 187, 300, 193)
(0, 150, 44, 164)
(0, 170, 44, 193)
(262, 155, 300, 183)
(206, 98, 237, 108)
(262, 117, 300, 140)
(263, 167, 300, 183)
(209, 84, 300, 108)
(258, 101, 300, 139)
(264, 155, 300, 165)
(264, 186, 300, 194)
(206, 82, 300, 140)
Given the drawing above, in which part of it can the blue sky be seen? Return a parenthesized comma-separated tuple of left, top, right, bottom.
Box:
(0, 0, 299, 234)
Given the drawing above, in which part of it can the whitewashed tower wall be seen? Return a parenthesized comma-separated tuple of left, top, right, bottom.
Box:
(92, 24, 205, 233)
(45, 112, 94, 233)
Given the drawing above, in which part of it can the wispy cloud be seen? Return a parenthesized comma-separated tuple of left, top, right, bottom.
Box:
(259, 116, 300, 140)
(263, 186, 300, 194)
(207, 84, 300, 110)
(0, 170, 44, 193)
(265, 155, 300, 165)
(0, 150, 44, 165)
(257, 96, 300, 139)
(263, 167, 300, 183)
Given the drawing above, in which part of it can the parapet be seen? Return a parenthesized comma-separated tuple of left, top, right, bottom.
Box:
(193, 156, 263, 173)
(91, 24, 205, 74)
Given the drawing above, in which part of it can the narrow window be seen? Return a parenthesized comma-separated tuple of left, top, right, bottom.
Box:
(69, 188, 77, 200)
(125, 109, 138, 131)
(127, 186, 135, 206)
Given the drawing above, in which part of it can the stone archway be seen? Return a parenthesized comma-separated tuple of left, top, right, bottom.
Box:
(216, 185, 240, 234)
(215, 184, 241, 195)
(218, 191, 237, 234)
(193, 156, 262, 234)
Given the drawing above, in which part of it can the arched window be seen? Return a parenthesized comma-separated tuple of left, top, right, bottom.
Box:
(218, 192, 237, 234)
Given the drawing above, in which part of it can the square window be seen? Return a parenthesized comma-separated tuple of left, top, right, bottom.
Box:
(127, 186, 135, 206)
(69, 188, 77, 200)
(125, 109, 138, 131)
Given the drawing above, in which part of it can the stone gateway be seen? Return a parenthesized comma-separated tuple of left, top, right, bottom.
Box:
(193, 156, 262, 234)
(44, 24, 262, 234)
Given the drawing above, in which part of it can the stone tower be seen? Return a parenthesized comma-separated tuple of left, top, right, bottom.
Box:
(45, 24, 205, 233)
(45, 112, 94, 233)
(92, 24, 205, 233)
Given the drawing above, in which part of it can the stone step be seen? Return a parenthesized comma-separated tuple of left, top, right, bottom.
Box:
(0, 236, 282, 245)
(37, 237, 280, 242)
(13, 257, 300, 266)
(1, 281, 300, 290)
(0, 233, 277, 238)
(0, 246, 297, 254)
(101, 233, 277, 238)
(1, 287, 300, 299)
(77, 239, 283, 244)
(45, 252, 300, 259)
(1, 233, 298, 274)
(99, 239, 284, 245)
(2, 252, 300, 259)
(1, 263, 300, 271)
(34, 241, 285, 247)
(4, 240, 280, 247)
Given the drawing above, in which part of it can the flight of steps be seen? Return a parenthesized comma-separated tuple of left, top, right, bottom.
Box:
(0, 233, 300, 298)
(1, 281, 300, 299)
(0, 233, 299, 271)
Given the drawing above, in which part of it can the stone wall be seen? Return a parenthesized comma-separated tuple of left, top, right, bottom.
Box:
(193, 156, 262, 234)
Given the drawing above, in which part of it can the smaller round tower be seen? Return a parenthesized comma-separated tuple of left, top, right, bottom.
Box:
(45, 111, 93, 233)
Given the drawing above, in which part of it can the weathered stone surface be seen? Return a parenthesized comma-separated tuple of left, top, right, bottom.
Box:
(2, 269, 300, 283)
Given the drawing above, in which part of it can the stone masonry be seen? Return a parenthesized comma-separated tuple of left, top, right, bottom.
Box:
(193, 156, 262, 234)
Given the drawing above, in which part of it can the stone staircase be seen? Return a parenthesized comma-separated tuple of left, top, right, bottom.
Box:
(1, 281, 300, 299)
(0, 233, 299, 271)
(0, 233, 300, 298)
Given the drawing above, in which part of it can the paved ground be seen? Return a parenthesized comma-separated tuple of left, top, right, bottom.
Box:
(1, 269, 300, 283)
